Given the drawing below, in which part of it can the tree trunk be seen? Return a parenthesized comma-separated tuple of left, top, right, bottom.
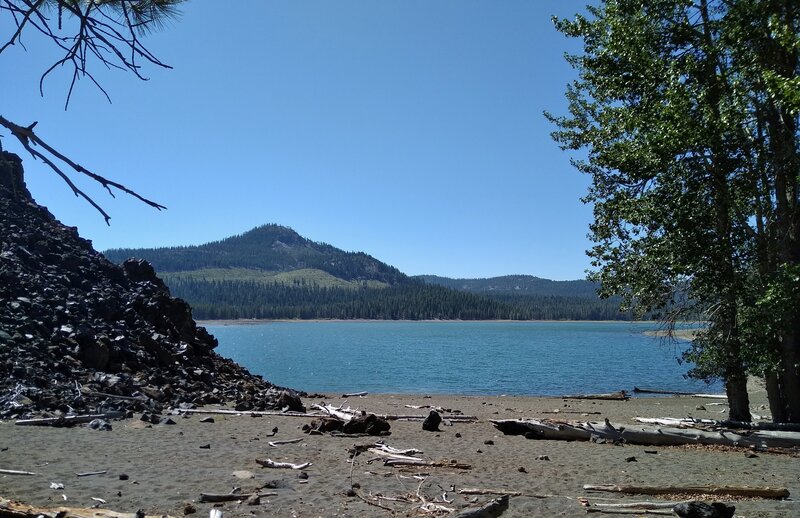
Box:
(725, 370, 751, 422)
(779, 332, 800, 422)
(764, 372, 788, 423)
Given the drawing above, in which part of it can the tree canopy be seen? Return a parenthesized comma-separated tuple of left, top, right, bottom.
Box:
(550, 0, 799, 422)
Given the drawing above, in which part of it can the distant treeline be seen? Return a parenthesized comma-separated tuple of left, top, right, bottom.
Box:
(165, 277, 628, 321)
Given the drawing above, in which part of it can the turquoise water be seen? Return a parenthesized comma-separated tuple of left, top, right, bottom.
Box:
(206, 321, 719, 396)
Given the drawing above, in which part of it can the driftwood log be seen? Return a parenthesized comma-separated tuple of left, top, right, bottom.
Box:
(588, 500, 689, 509)
(180, 409, 322, 418)
(585, 509, 672, 515)
(15, 413, 124, 426)
(267, 438, 304, 447)
(0, 470, 37, 476)
(0, 496, 175, 517)
(562, 391, 630, 401)
(633, 387, 728, 399)
(583, 484, 789, 499)
(634, 417, 800, 433)
(491, 418, 800, 449)
(255, 458, 312, 470)
(458, 489, 523, 497)
(384, 458, 471, 469)
(199, 493, 254, 503)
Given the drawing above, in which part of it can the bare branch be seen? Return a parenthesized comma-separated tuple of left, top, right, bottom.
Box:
(0, 115, 167, 223)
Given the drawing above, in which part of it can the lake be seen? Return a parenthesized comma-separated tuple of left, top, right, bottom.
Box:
(205, 321, 720, 396)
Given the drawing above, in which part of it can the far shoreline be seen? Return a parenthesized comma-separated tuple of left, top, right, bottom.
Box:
(198, 318, 658, 326)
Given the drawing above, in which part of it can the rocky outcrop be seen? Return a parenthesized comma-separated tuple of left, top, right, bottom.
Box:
(0, 151, 304, 418)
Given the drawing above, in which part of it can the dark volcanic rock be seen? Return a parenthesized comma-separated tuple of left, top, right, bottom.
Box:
(342, 413, 391, 436)
(0, 152, 304, 418)
(422, 410, 441, 431)
(673, 502, 735, 518)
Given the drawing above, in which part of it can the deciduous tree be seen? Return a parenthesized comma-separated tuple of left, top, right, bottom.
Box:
(550, 0, 799, 422)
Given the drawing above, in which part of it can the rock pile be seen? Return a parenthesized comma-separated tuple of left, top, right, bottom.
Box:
(0, 151, 304, 418)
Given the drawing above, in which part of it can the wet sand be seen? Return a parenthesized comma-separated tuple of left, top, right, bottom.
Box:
(1, 387, 798, 517)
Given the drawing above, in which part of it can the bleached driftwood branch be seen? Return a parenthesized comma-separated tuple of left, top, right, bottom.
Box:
(633, 417, 800, 432)
(180, 409, 322, 418)
(342, 391, 368, 398)
(0, 496, 176, 517)
(0, 469, 38, 476)
(15, 413, 124, 426)
(255, 458, 312, 470)
(311, 403, 360, 421)
(268, 438, 305, 447)
(632, 387, 724, 397)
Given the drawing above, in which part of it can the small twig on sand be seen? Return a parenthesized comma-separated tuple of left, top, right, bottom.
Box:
(76, 470, 107, 477)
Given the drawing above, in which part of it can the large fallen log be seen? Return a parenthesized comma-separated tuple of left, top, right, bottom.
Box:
(633, 387, 728, 399)
(180, 409, 323, 418)
(633, 417, 800, 432)
(378, 414, 478, 422)
(585, 509, 671, 515)
(15, 412, 124, 426)
(562, 391, 630, 401)
(0, 496, 175, 517)
(491, 419, 800, 449)
(583, 484, 789, 499)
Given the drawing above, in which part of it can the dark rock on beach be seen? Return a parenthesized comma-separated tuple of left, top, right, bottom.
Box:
(673, 501, 735, 518)
(0, 151, 304, 419)
(422, 410, 442, 431)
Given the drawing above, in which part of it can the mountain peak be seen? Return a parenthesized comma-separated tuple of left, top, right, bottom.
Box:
(103, 223, 407, 285)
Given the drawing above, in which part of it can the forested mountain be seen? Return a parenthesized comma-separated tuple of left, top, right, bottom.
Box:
(103, 224, 626, 321)
(104, 224, 406, 285)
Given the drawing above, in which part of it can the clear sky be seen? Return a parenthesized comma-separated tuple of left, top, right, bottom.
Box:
(2, 1, 595, 280)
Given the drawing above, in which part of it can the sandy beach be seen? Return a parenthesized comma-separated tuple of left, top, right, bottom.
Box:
(1, 387, 798, 517)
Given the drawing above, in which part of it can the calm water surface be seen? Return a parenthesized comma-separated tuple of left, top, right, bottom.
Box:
(206, 321, 719, 395)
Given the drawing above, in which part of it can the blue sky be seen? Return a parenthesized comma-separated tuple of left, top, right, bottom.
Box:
(2, 1, 595, 280)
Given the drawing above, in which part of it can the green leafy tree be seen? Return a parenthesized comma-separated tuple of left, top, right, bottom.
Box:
(550, 0, 799, 422)
(1, 0, 183, 221)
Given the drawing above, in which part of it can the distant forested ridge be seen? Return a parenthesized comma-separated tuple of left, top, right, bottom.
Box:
(103, 224, 627, 321)
(417, 274, 601, 297)
(417, 275, 626, 321)
(104, 224, 406, 285)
